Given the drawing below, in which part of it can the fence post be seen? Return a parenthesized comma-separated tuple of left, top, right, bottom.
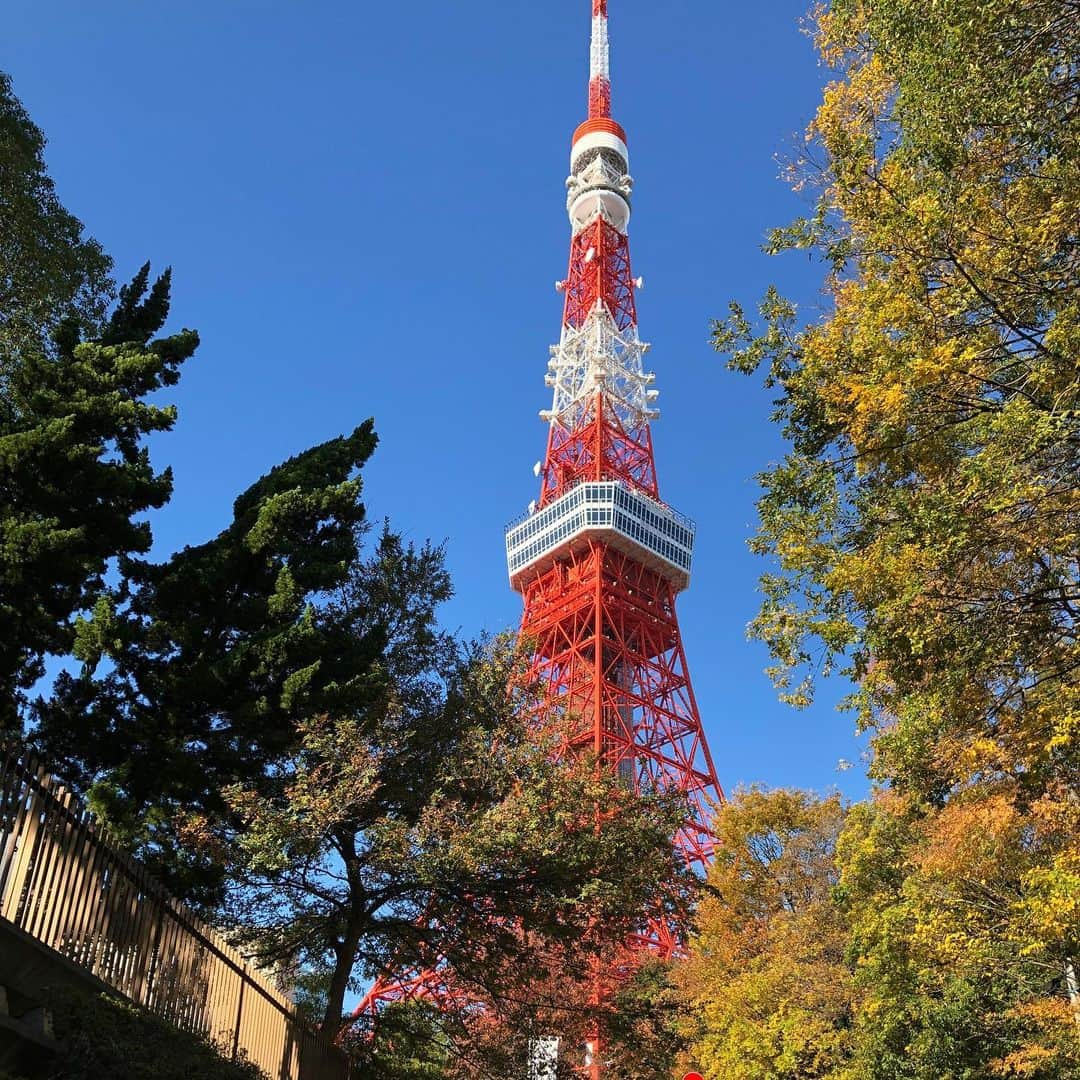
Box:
(231, 968, 246, 1062)
(141, 907, 166, 1007)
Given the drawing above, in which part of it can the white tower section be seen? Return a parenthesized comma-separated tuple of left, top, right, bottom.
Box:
(543, 133, 659, 435)
(590, 12, 610, 85)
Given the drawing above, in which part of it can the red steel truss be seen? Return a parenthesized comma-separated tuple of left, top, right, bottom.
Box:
(563, 217, 637, 332)
(540, 394, 658, 506)
(518, 540, 720, 875)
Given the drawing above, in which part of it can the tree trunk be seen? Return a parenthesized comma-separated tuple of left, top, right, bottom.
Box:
(1066, 958, 1080, 1033)
(323, 921, 364, 1036)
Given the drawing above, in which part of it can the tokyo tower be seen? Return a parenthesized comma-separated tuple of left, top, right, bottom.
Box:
(507, 2, 723, 944)
(354, 0, 723, 1061)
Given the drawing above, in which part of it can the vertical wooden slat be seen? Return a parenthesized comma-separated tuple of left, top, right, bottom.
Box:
(156, 906, 182, 1019)
(59, 808, 99, 960)
(40, 790, 82, 951)
(29, 784, 69, 945)
(138, 904, 166, 1009)
(231, 971, 246, 1061)
(30, 777, 71, 940)
(2, 766, 45, 925)
(13, 775, 46, 932)
(0, 760, 30, 915)
(65, 810, 109, 969)
(22, 770, 59, 935)
(51, 790, 89, 953)
(127, 874, 160, 1002)
(113, 869, 137, 986)
(83, 845, 119, 981)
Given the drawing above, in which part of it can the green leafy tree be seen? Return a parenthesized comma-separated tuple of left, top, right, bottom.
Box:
(719, 0, 1080, 1074)
(212, 533, 696, 1047)
(31, 423, 379, 900)
(0, 71, 198, 728)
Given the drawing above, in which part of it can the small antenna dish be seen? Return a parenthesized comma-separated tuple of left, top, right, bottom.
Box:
(528, 500, 538, 514)
(584, 247, 596, 264)
(533, 461, 542, 477)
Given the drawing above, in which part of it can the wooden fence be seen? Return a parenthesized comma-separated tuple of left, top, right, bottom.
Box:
(0, 748, 352, 1080)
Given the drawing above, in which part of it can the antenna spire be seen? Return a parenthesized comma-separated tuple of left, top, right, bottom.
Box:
(589, 0, 611, 118)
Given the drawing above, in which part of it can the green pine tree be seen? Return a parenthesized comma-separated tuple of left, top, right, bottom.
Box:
(1, 262, 197, 727)
(32, 422, 379, 901)
(0, 71, 112, 361)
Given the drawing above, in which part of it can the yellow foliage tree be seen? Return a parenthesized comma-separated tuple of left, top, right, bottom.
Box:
(715, 0, 1080, 1074)
(680, 789, 855, 1079)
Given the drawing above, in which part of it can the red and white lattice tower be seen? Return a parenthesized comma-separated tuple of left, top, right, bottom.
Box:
(353, 0, 723, 1063)
(508, 2, 723, 937)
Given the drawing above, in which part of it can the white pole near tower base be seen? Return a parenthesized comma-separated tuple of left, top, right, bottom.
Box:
(528, 1037, 560, 1080)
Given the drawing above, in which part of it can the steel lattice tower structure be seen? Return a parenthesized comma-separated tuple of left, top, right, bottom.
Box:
(354, 1, 723, 1064)
(506, 6, 723, 950)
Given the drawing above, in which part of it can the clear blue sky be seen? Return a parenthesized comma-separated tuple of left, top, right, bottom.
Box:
(6, 0, 868, 800)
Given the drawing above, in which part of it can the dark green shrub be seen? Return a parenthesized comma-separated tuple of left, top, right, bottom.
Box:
(41, 987, 267, 1080)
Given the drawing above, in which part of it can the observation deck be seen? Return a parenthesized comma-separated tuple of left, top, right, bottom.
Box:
(506, 480, 695, 592)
